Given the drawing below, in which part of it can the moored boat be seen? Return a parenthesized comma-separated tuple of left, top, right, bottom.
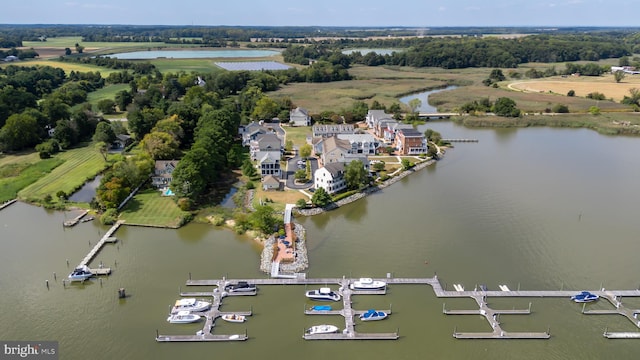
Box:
(221, 314, 246, 323)
(67, 265, 93, 282)
(305, 324, 339, 335)
(171, 298, 211, 314)
(310, 305, 332, 311)
(359, 309, 388, 321)
(350, 277, 386, 290)
(305, 287, 341, 302)
(224, 281, 257, 293)
(571, 291, 599, 303)
(166, 311, 201, 324)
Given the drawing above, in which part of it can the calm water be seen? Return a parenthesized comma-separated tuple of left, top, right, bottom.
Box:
(399, 86, 458, 113)
(2, 124, 640, 359)
(108, 50, 280, 60)
(341, 48, 400, 56)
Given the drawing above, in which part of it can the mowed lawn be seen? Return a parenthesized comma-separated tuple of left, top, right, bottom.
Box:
(18, 146, 110, 200)
(0, 156, 63, 202)
(87, 84, 130, 103)
(119, 189, 190, 228)
(3, 59, 119, 76)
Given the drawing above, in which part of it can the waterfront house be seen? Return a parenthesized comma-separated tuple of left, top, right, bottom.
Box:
(240, 121, 270, 146)
(383, 122, 414, 143)
(151, 160, 179, 188)
(395, 128, 427, 155)
(250, 133, 282, 161)
(365, 109, 394, 130)
(320, 136, 352, 165)
(337, 133, 380, 155)
(290, 107, 311, 126)
(314, 162, 347, 195)
(258, 152, 281, 177)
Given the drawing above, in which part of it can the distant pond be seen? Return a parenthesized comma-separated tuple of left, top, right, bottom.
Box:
(108, 49, 280, 60)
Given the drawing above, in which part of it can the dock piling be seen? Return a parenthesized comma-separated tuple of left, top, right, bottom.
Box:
(53, 272, 56, 281)
(45, 280, 49, 289)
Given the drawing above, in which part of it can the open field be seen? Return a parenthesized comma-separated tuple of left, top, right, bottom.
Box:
(18, 146, 111, 201)
(149, 54, 286, 73)
(87, 84, 129, 104)
(119, 188, 191, 228)
(508, 74, 640, 102)
(0, 157, 63, 202)
(0, 59, 119, 76)
(23, 37, 168, 51)
(283, 126, 311, 148)
(253, 186, 308, 212)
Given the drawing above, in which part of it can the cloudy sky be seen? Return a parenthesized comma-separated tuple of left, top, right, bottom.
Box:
(1, 0, 636, 27)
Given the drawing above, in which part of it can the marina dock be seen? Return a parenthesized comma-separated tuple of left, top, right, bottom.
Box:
(63, 209, 89, 227)
(177, 274, 640, 341)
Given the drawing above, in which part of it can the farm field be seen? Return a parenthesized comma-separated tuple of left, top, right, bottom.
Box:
(118, 188, 191, 228)
(508, 73, 640, 102)
(18, 145, 111, 201)
(23, 36, 168, 51)
(0, 157, 63, 202)
(87, 84, 129, 104)
(1, 59, 119, 76)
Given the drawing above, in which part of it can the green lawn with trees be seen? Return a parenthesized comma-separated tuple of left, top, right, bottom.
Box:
(118, 188, 192, 228)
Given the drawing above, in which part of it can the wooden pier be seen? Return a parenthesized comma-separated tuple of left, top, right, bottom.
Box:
(0, 199, 17, 211)
(75, 220, 124, 275)
(441, 139, 479, 143)
(63, 209, 89, 227)
(581, 293, 640, 338)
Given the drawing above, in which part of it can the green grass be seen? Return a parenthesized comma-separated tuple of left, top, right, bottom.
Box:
(0, 157, 64, 202)
(119, 188, 190, 228)
(1, 59, 119, 76)
(23, 37, 168, 50)
(18, 145, 111, 201)
(87, 84, 129, 103)
(148, 58, 226, 73)
(283, 126, 312, 148)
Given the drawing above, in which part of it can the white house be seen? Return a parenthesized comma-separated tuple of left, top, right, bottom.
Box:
(258, 152, 281, 177)
(337, 133, 380, 155)
(290, 107, 311, 126)
(314, 162, 347, 195)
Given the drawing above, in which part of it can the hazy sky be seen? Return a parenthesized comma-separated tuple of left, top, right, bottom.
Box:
(1, 0, 637, 27)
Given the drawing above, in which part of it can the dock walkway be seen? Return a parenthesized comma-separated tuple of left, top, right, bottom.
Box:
(75, 220, 124, 275)
(63, 209, 89, 227)
(0, 199, 17, 211)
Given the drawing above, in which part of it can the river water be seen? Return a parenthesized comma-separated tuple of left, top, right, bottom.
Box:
(2, 123, 640, 359)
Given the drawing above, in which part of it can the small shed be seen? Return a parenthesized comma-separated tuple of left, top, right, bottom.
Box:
(262, 175, 281, 191)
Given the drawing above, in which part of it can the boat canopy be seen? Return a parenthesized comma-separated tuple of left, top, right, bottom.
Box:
(176, 311, 191, 316)
(175, 298, 196, 306)
(319, 287, 332, 294)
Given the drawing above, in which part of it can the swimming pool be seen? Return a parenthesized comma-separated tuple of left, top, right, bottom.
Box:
(163, 188, 175, 196)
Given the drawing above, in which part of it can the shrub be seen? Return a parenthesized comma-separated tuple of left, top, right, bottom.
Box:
(101, 208, 118, 225)
(296, 198, 307, 208)
(567, 90, 575, 97)
(245, 181, 255, 190)
(177, 197, 192, 211)
(552, 104, 570, 113)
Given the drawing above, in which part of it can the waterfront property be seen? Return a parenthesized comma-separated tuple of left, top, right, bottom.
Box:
(151, 160, 179, 190)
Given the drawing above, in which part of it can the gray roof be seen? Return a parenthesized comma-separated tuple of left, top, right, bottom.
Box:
(397, 128, 424, 137)
(323, 162, 345, 177)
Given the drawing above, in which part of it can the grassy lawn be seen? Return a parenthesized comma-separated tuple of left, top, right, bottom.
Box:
(18, 145, 111, 201)
(119, 188, 190, 228)
(283, 126, 312, 148)
(23, 37, 168, 50)
(253, 187, 308, 212)
(87, 84, 130, 104)
(149, 58, 226, 74)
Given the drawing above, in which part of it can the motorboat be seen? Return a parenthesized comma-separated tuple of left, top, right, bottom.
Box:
(224, 281, 257, 293)
(571, 291, 599, 303)
(310, 305, 332, 311)
(350, 277, 386, 290)
(359, 309, 388, 321)
(166, 311, 201, 324)
(305, 287, 341, 302)
(221, 314, 246, 323)
(171, 298, 211, 314)
(67, 265, 93, 282)
(305, 324, 339, 335)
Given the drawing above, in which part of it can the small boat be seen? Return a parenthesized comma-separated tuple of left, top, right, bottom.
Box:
(350, 277, 386, 290)
(359, 309, 388, 321)
(221, 314, 246, 323)
(571, 291, 599, 303)
(225, 281, 257, 293)
(305, 324, 339, 335)
(171, 298, 211, 314)
(305, 287, 341, 302)
(167, 311, 201, 324)
(310, 305, 332, 311)
(67, 265, 93, 282)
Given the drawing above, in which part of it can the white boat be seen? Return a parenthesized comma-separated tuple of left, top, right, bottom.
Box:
(171, 298, 211, 314)
(221, 314, 246, 323)
(67, 265, 93, 282)
(224, 281, 257, 293)
(305, 287, 341, 301)
(359, 309, 388, 321)
(167, 311, 201, 324)
(350, 278, 386, 290)
(305, 324, 339, 335)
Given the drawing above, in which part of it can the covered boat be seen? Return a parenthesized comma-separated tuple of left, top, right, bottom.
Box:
(305, 287, 341, 302)
(305, 324, 339, 335)
(310, 305, 332, 311)
(350, 277, 386, 290)
(221, 314, 246, 323)
(571, 291, 599, 303)
(359, 309, 388, 321)
(67, 265, 93, 282)
(171, 298, 211, 314)
(224, 281, 257, 293)
(166, 311, 201, 324)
